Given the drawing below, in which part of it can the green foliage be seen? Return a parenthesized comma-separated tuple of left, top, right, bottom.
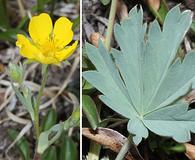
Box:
(38, 122, 64, 154)
(8, 129, 30, 160)
(58, 136, 78, 160)
(83, 5, 195, 145)
(72, 16, 80, 31)
(0, 0, 9, 29)
(158, 0, 168, 22)
(41, 146, 57, 160)
(83, 95, 100, 129)
(67, 0, 78, 3)
(41, 108, 57, 131)
(37, 0, 52, 13)
(38, 108, 80, 154)
(11, 84, 35, 121)
(100, 0, 111, 5)
(0, 29, 24, 43)
(8, 63, 24, 84)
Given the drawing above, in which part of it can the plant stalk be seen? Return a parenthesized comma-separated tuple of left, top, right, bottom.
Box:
(34, 65, 48, 140)
(88, 141, 101, 160)
(115, 135, 132, 160)
(149, 6, 163, 25)
(105, 0, 118, 50)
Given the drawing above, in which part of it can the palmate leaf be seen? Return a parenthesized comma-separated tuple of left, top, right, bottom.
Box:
(83, 5, 195, 144)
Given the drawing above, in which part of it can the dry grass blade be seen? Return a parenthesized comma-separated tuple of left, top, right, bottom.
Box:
(6, 109, 30, 124)
(82, 127, 144, 160)
(0, 92, 14, 112)
(0, 111, 28, 125)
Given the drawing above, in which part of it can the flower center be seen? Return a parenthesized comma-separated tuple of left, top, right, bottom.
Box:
(40, 38, 57, 57)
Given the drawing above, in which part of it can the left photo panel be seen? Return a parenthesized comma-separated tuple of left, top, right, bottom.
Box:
(0, 0, 80, 160)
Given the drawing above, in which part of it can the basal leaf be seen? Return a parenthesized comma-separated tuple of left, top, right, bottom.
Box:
(83, 5, 195, 144)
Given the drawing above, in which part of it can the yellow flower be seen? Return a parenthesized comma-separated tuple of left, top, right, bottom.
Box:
(16, 13, 78, 64)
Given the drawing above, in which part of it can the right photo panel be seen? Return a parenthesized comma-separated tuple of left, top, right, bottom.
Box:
(82, 0, 195, 160)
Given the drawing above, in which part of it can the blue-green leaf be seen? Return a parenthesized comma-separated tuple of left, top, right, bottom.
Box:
(83, 5, 195, 144)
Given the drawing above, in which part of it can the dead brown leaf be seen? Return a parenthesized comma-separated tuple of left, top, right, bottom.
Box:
(90, 32, 105, 47)
(82, 127, 144, 160)
(117, 0, 128, 21)
(184, 143, 195, 160)
(185, 89, 195, 104)
(0, 63, 5, 74)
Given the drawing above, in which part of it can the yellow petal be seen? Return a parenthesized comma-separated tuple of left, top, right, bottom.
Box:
(53, 17, 73, 48)
(16, 34, 39, 59)
(29, 13, 53, 45)
(55, 41, 78, 61)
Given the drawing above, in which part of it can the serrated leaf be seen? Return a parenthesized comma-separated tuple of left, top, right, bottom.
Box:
(83, 5, 195, 144)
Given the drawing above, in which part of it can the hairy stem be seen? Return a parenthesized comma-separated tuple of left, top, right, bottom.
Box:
(115, 135, 132, 160)
(105, 0, 118, 50)
(34, 65, 48, 141)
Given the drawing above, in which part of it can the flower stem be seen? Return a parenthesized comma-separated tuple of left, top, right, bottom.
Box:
(149, 6, 163, 25)
(105, 0, 118, 50)
(115, 135, 132, 160)
(34, 65, 48, 140)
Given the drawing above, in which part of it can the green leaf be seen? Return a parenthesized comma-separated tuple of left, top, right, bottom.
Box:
(59, 136, 77, 160)
(83, 95, 100, 129)
(38, 108, 80, 154)
(166, 143, 186, 153)
(41, 146, 57, 160)
(72, 16, 80, 31)
(158, 0, 168, 22)
(12, 84, 35, 121)
(41, 108, 57, 131)
(100, 0, 111, 5)
(37, 0, 52, 12)
(0, 0, 9, 29)
(191, 20, 195, 34)
(8, 129, 30, 160)
(64, 107, 80, 130)
(83, 80, 94, 91)
(83, 5, 195, 144)
(0, 29, 24, 43)
(38, 123, 64, 154)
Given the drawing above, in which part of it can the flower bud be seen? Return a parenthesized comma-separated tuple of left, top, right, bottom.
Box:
(8, 63, 24, 84)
